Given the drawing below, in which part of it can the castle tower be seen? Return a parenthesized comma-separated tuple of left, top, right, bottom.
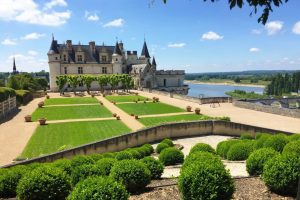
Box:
(48, 35, 61, 91)
(112, 42, 123, 74)
(140, 40, 150, 63)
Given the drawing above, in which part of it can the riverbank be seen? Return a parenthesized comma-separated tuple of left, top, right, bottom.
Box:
(185, 80, 266, 88)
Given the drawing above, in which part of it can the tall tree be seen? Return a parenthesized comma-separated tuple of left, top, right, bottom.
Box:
(67, 75, 79, 95)
(82, 75, 95, 94)
(97, 75, 109, 93)
(56, 75, 68, 95)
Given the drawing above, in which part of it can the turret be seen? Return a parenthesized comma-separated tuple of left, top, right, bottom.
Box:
(151, 56, 157, 71)
(112, 42, 123, 74)
(48, 35, 61, 91)
(140, 41, 150, 62)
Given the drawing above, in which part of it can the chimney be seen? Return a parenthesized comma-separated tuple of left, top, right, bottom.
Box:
(66, 40, 72, 50)
(89, 41, 96, 53)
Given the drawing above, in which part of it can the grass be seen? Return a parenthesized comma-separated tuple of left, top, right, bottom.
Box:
(105, 95, 148, 102)
(225, 90, 267, 99)
(45, 97, 98, 105)
(191, 78, 270, 86)
(32, 105, 112, 121)
(21, 120, 131, 158)
(139, 114, 213, 127)
(116, 102, 185, 115)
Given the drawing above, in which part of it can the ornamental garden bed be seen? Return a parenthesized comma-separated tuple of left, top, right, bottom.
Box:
(44, 97, 99, 105)
(105, 95, 148, 103)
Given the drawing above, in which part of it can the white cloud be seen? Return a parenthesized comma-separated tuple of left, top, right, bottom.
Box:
(251, 29, 262, 34)
(168, 43, 186, 48)
(44, 0, 67, 10)
(292, 21, 300, 35)
(21, 32, 46, 40)
(28, 50, 38, 56)
(0, 0, 71, 26)
(249, 48, 260, 52)
(1, 38, 17, 45)
(265, 21, 284, 35)
(6, 52, 47, 72)
(201, 31, 223, 40)
(85, 11, 99, 21)
(103, 18, 124, 27)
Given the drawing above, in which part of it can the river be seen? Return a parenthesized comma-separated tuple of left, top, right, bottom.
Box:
(186, 82, 265, 98)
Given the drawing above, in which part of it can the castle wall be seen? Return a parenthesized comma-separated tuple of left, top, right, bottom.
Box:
(156, 70, 185, 87)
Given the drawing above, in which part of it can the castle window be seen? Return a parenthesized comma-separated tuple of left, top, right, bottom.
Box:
(78, 67, 83, 74)
(77, 55, 83, 62)
(115, 58, 118, 61)
(63, 55, 67, 61)
(101, 56, 107, 62)
(64, 67, 67, 74)
(102, 67, 107, 74)
(55, 57, 58, 60)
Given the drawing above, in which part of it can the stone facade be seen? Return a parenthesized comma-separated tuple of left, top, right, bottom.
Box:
(48, 37, 188, 94)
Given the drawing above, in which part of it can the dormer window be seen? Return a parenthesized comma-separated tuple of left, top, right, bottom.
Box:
(63, 55, 67, 61)
(101, 56, 107, 62)
(77, 55, 83, 62)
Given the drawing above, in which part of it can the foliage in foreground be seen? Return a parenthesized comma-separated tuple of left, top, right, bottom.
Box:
(159, 147, 184, 166)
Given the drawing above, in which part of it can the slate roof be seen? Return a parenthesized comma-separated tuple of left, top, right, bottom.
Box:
(113, 42, 122, 55)
(152, 57, 157, 66)
(141, 41, 150, 58)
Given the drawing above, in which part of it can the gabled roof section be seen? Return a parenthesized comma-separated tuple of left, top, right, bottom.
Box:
(141, 41, 150, 58)
(113, 42, 122, 55)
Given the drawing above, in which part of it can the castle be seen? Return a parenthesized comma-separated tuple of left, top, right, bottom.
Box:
(48, 37, 188, 94)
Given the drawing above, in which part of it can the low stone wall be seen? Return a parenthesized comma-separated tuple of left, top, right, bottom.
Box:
(233, 100, 300, 118)
(2, 120, 294, 168)
(0, 97, 17, 120)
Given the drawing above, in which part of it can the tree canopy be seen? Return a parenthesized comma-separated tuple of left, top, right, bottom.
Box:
(162, 0, 289, 24)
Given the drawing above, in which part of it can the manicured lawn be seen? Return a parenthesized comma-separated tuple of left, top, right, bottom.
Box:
(105, 95, 148, 103)
(32, 105, 112, 121)
(45, 97, 98, 105)
(21, 120, 131, 158)
(139, 114, 213, 127)
(116, 102, 185, 115)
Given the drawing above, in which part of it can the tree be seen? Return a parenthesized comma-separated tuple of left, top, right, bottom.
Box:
(97, 75, 109, 93)
(162, 0, 289, 25)
(81, 75, 95, 94)
(35, 78, 48, 91)
(56, 75, 68, 95)
(120, 74, 134, 92)
(109, 75, 120, 93)
(67, 75, 79, 94)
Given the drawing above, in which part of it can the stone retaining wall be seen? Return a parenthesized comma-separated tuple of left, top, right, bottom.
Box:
(0, 97, 17, 120)
(2, 120, 294, 168)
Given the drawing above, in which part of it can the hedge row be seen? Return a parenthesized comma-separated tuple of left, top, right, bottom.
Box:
(155, 138, 174, 153)
(15, 90, 33, 105)
(0, 87, 16, 102)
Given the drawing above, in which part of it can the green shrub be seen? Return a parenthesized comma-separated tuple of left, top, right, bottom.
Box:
(216, 139, 240, 158)
(161, 138, 174, 147)
(141, 157, 164, 179)
(240, 133, 254, 140)
(135, 147, 148, 158)
(88, 153, 104, 161)
(110, 159, 151, 192)
(101, 152, 116, 158)
(71, 164, 103, 185)
(226, 141, 255, 161)
(67, 176, 128, 200)
(159, 147, 184, 166)
(246, 148, 278, 176)
(16, 90, 32, 105)
(51, 159, 72, 175)
(0, 87, 16, 102)
(263, 154, 300, 195)
(183, 152, 223, 170)
(142, 144, 154, 155)
(255, 133, 271, 140)
(263, 134, 289, 152)
(17, 166, 71, 200)
(178, 161, 234, 200)
(189, 143, 216, 155)
(70, 155, 94, 168)
(282, 140, 300, 157)
(95, 158, 117, 176)
(115, 151, 133, 160)
(156, 143, 170, 154)
(215, 116, 231, 121)
(254, 134, 271, 149)
(288, 134, 300, 142)
(125, 149, 141, 159)
(0, 165, 28, 198)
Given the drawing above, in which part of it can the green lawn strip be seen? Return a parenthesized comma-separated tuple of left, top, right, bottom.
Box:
(32, 105, 111, 121)
(138, 114, 213, 127)
(21, 120, 131, 158)
(105, 95, 148, 103)
(45, 97, 98, 105)
(116, 102, 185, 115)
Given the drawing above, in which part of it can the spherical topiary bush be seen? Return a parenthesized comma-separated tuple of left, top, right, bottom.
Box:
(142, 144, 154, 155)
(189, 143, 216, 155)
(178, 162, 234, 200)
(254, 134, 271, 149)
(246, 148, 279, 176)
(182, 152, 223, 170)
(70, 155, 94, 168)
(115, 151, 133, 160)
(141, 157, 164, 179)
(17, 166, 71, 200)
(110, 159, 151, 192)
(51, 159, 72, 175)
(288, 134, 300, 142)
(216, 139, 240, 159)
(262, 154, 300, 195)
(161, 138, 174, 147)
(156, 143, 170, 154)
(282, 140, 300, 157)
(101, 152, 116, 158)
(67, 176, 128, 200)
(255, 133, 271, 140)
(71, 164, 103, 185)
(0, 165, 28, 198)
(95, 158, 117, 176)
(159, 147, 184, 166)
(226, 141, 255, 161)
(125, 149, 141, 159)
(88, 153, 104, 161)
(263, 134, 289, 152)
(240, 133, 254, 140)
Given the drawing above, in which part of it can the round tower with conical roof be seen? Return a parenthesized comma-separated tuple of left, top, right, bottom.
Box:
(112, 42, 123, 74)
(48, 35, 61, 91)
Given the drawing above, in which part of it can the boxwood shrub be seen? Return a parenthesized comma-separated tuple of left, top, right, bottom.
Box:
(240, 133, 254, 140)
(189, 143, 216, 155)
(67, 176, 128, 200)
(159, 147, 184, 166)
(226, 141, 255, 161)
(70, 164, 103, 185)
(288, 134, 300, 142)
(17, 166, 71, 200)
(88, 153, 104, 162)
(182, 152, 223, 170)
(254, 134, 271, 149)
(246, 148, 279, 176)
(141, 157, 164, 179)
(263, 154, 300, 195)
(125, 149, 141, 159)
(216, 139, 240, 159)
(51, 159, 72, 175)
(282, 140, 300, 157)
(161, 138, 174, 147)
(95, 158, 117, 176)
(70, 155, 94, 168)
(115, 151, 133, 161)
(141, 144, 154, 155)
(255, 133, 271, 140)
(263, 134, 289, 152)
(156, 143, 170, 154)
(110, 159, 151, 192)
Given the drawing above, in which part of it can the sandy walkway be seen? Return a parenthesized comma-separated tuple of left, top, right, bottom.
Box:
(135, 90, 300, 133)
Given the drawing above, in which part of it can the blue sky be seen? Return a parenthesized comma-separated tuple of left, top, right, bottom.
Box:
(0, 0, 300, 73)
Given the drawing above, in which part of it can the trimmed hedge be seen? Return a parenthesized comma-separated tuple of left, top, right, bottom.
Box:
(159, 147, 184, 166)
(156, 143, 170, 154)
(16, 90, 33, 105)
(88, 153, 104, 162)
(216, 139, 240, 159)
(189, 143, 216, 155)
(263, 154, 300, 195)
(67, 176, 128, 200)
(95, 158, 117, 176)
(17, 166, 71, 200)
(263, 134, 289, 152)
(0, 87, 16, 102)
(246, 148, 278, 176)
(226, 141, 255, 161)
(254, 134, 271, 149)
(51, 159, 72, 175)
(110, 159, 151, 192)
(115, 151, 133, 160)
(70, 155, 95, 168)
(183, 152, 223, 170)
(161, 138, 174, 147)
(288, 134, 300, 142)
(141, 144, 154, 155)
(70, 164, 103, 185)
(141, 157, 164, 179)
(282, 140, 300, 157)
(240, 133, 254, 140)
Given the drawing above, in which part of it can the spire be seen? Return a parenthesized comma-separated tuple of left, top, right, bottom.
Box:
(13, 57, 17, 73)
(141, 41, 150, 58)
(48, 35, 59, 54)
(113, 41, 122, 56)
(152, 56, 157, 66)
